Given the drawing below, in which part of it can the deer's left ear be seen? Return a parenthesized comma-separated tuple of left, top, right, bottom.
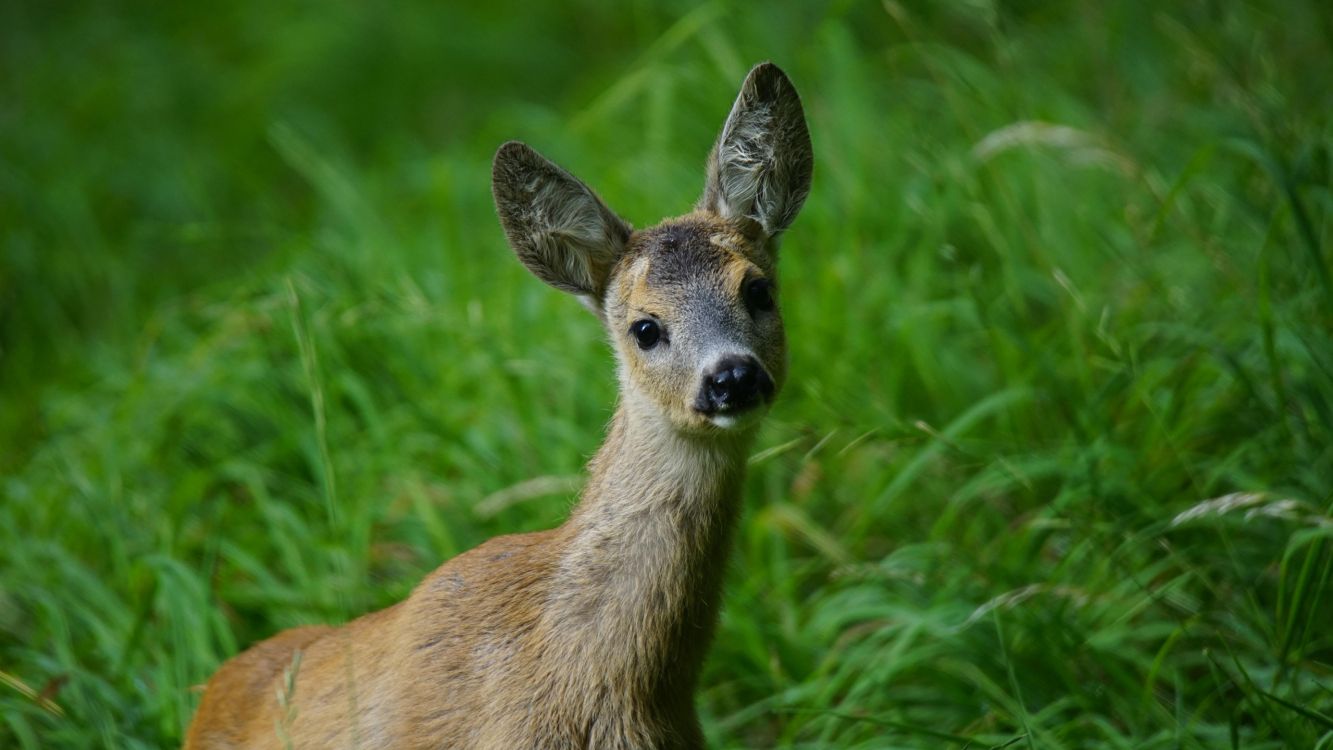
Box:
(699, 62, 813, 242)
(493, 141, 632, 300)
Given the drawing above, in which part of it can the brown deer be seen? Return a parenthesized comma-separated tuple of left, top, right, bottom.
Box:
(184, 61, 812, 749)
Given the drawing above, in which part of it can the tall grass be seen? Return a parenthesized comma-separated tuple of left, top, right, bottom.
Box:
(2, 1, 1331, 747)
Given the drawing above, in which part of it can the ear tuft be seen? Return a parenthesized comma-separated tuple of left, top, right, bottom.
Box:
(699, 62, 813, 240)
(492, 141, 631, 298)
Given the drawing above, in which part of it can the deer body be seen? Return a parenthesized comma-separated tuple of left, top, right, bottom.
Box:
(185, 63, 812, 749)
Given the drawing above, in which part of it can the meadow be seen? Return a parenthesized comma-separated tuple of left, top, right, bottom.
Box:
(2, 1, 1331, 747)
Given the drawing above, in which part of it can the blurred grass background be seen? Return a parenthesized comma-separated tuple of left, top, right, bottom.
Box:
(2, 0, 1332, 747)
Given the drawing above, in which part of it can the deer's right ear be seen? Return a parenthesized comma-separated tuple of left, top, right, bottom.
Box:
(492, 141, 631, 300)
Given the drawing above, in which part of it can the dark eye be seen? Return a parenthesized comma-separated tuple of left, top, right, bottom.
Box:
(743, 278, 776, 314)
(630, 319, 661, 350)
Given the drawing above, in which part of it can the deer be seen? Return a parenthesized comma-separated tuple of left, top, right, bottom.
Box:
(184, 61, 813, 750)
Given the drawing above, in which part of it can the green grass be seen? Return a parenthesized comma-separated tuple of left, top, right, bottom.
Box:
(3, 1, 1332, 747)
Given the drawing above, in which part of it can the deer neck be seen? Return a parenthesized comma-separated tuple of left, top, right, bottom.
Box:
(545, 399, 753, 697)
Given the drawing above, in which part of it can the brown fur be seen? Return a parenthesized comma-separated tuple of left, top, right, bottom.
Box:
(184, 62, 811, 749)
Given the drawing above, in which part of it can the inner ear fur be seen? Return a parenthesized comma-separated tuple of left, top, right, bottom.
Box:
(492, 141, 631, 298)
(700, 62, 814, 241)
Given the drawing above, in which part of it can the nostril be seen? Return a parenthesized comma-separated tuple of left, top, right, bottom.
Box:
(732, 365, 756, 390)
(710, 369, 733, 396)
(756, 367, 775, 398)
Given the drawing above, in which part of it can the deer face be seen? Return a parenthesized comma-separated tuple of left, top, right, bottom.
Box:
(492, 62, 812, 436)
(602, 216, 785, 433)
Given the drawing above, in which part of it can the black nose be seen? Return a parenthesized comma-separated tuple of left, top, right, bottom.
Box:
(696, 356, 774, 414)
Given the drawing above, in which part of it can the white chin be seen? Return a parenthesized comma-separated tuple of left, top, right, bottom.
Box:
(708, 411, 761, 430)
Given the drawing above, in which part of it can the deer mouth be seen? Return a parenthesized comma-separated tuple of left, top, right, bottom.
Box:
(693, 388, 771, 419)
(692, 385, 775, 435)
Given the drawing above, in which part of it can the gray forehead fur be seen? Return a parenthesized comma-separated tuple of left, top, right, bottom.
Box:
(641, 222, 729, 288)
(620, 217, 768, 293)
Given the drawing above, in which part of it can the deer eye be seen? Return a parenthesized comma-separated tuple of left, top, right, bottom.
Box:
(743, 278, 775, 314)
(630, 319, 661, 350)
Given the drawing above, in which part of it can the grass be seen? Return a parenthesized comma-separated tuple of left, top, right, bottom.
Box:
(2, 0, 1332, 747)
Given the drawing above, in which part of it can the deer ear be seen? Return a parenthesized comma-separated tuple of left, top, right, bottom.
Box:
(699, 62, 813, 241)
(492, 141, 632, 299)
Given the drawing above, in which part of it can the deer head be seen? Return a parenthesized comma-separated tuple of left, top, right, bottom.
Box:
(492, 62, 813, 436)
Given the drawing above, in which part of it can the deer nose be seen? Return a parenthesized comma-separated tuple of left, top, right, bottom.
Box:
(697, 356, 774, 414)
